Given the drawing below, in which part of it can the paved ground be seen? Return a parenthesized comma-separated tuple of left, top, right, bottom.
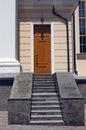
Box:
(0, 109, 86, 130)
(0, 79, 86, 130)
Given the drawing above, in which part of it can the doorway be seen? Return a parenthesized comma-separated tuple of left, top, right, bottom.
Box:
(34, 25, 51, 74)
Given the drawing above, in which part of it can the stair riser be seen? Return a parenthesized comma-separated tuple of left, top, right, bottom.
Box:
(34, 80, 55, 84)
(33, 76, 54, 78)
(34, 77, 54, 79)
(33, 79, 54, 82)
(33, 90, 55, 93)
(33, 84, 55, 86)
(32, 97, 58, 99)
(31, 117, 62, 120)
(34, 75, 54, 77)
(30, 122, 64, 125)
(32, 107, 60, 110)
(33, 86, 55, 88)
(31, 112, 62, 115)
(33, 80, 54, 82)
(32, 95, 58, 99)
(32, 90, 56, 93)
(33, 85, 55, 87)
(33, 87, 55, 89)
(32, 103, 59, 106)
(32, 99, 59, 102)
(33, 82, 55, 84)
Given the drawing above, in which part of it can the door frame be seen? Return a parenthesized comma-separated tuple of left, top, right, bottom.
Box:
(31, 22, 54, 74)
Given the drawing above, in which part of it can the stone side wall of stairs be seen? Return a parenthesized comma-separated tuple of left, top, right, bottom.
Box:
(8, 72, 84, 126)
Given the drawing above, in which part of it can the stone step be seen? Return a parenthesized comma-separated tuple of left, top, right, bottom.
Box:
(33, 80, 55, 83)
(33, 79, 54, 81)
(30, 120, 64, 125)
(33, 83, 55, 86)
(32, 92, 57, 96)
(32, 87, 55, 90)
(33, 80, 54, 83)
(32, 96, 59, 101)
(31, 105, 60, 110)
(34, 75, 54, 77)
(32, 94, 58, 98)
(33, 87, 55, 89)
(32, 101, 60, 106)
(33, 78, 54, 81)
(33, 84, 55, 87)
(31, 114, 62, 120)
(33, 85, 55, 87)
(33, 84, 56, 88)
(32, 89, 56, 93)
(31, 109, 62, 115)
(32, 96, 59, 100)
(32, 99, 59, 102)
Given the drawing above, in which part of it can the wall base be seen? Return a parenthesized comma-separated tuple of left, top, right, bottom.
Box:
(8, 73, 33, 125)
(0, 59, 20, 73)
(55, 72, 85, 126)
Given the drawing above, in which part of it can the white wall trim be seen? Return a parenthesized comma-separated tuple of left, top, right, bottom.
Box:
(75, 6, 80, 54)
(0, 59, 20, 73)
(0, 0, 20, 73)
(31, 22, 34, 72)
(51, 22, 54, 74)
(31, 22, 54, 74)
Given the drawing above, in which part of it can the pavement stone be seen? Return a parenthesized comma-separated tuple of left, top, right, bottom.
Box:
(0, 105, 85, 130)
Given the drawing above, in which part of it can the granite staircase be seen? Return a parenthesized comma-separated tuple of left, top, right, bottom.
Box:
(30, 74, 64, 125)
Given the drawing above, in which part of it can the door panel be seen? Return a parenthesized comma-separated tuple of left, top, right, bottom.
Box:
(34, 25, 51, 74)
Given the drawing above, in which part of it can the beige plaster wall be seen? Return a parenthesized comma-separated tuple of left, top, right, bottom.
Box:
(54, 22, 72, 72)
(18, 1, 73, 73)
(18, 21, 32, 72)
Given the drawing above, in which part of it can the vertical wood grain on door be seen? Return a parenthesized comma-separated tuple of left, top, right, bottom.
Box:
(34, 25, 51, 74)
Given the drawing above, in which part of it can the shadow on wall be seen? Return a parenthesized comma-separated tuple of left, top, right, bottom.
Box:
(0, 79, 14, 111)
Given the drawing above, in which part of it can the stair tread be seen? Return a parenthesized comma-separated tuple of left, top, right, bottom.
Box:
(33, 86, 55, 89)
(32, 105, 60, 107)
(32, 100, 59, 102)
(33, 89, 55, 90)
(32, 99, 59, 101)
(30, 120, 64, 123)
(32, 97, 58, 99)
(33, 84, 55, 85)
(33, 80, 54, 81)
(33, 75, 54, 77)
(33, 91, 56, 92)
(32, 101, 59, 103)
(33, 83, 55, 84)
(31, 109, 61, 112)
(31, 114, 62, 117)
(32, 93, 57, 95)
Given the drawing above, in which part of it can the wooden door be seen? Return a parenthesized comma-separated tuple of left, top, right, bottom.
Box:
(34, 25, 51, 74)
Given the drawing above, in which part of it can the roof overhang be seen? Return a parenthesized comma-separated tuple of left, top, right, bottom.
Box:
(18, 0, 79, 20)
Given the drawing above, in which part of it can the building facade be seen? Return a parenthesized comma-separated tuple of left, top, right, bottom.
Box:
(76, 0, 86, 76)
(0, 0, 86, 76)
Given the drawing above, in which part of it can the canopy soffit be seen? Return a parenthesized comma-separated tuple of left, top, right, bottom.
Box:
(18, 0, 79, 20)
